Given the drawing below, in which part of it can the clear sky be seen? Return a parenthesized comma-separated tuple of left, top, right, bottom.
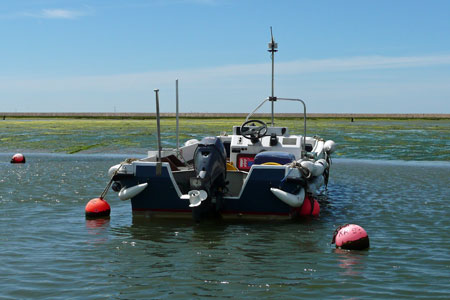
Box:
(1, 0, 449, 113)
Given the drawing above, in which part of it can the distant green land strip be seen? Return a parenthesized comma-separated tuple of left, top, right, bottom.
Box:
(0, 118, 448, 160)
(0, 112, 449, 119)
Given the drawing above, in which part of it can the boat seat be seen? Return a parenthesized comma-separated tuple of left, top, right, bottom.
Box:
(254, 151, 295, 165)
(161, 155, 185, 171)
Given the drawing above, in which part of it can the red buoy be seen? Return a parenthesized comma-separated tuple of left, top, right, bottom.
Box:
(332, 224, 370, 250)
(11, 153, 26, 164)
(298, 195, 320, 217)
(85, 197, 110, 219)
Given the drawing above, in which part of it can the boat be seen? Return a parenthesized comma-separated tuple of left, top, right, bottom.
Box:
(107, 30, 336, 221)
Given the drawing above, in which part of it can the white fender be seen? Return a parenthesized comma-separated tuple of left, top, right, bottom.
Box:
(180, 190, 208, 207)
(313, 140, 325, 154)
(301, 160, 327, 177)
(108, 164, 121, 177)
(324, 140, 336, 154)
(270, 187, 305, 207)
(312, 159, 328, 177)
(307, 175, 324, 195)
(118, 183, 148, 201)
(300, 160, 314, 173)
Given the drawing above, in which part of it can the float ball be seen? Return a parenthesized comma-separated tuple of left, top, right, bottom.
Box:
(11, 153, 26, 164)
(85, 197, 110, 219)
(332, 224, 370, 250)
(299, 195, 320, 217)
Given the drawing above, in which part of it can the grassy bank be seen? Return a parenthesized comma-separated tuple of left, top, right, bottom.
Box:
(0, 118, 449, 160)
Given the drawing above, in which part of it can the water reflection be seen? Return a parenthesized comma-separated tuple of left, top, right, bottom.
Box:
(334, 248, 368, 276)
(85, 217, 110, 231)
(85, 218, 110, 244)
(125, 215, 196, 242)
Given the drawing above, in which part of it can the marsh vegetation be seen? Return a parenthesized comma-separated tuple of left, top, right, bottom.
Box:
(1, 118, 448, 161)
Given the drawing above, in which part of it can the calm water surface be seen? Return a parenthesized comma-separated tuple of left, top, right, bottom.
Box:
(0, 153, 448, 299)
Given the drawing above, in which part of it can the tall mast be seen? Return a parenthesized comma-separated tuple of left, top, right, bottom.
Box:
(268, 27, 278, 126)
(154, 89, 161, 162)
(176, 79, 179, 156)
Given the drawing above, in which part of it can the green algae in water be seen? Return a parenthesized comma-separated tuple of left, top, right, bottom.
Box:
(0, 118, 448, 161)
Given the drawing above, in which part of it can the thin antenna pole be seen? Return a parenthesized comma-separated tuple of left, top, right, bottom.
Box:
(271, 48, 275, 126)
(154, 89, 162, 162)
(176, 79, 179, 155)
(268, 27, 278, 127)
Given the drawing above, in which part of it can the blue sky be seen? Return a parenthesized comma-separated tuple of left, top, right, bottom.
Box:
(1, 0, 449, 113)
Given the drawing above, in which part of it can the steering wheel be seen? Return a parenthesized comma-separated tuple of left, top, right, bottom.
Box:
(240, 119, 268, 140)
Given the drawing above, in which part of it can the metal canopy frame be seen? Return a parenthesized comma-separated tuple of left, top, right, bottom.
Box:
(245, 97, 307, 158)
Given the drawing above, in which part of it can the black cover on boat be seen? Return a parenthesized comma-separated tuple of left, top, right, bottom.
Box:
(192, 137, 227, 191)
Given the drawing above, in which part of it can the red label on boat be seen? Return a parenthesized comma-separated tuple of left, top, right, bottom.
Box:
(237, 154, 255, 171)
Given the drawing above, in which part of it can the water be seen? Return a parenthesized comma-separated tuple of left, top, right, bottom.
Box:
(0, 153, 449, 299)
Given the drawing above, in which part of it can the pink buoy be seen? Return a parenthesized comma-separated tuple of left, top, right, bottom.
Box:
(332, 224, 370, 250)
(11, 153, 26, 164)
(85, 197, 110, 219)
(298, 195, 320, 217)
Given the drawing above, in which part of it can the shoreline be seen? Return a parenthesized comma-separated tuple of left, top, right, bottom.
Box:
(1, 152, 448, 165)
(1, 112, 449, 119)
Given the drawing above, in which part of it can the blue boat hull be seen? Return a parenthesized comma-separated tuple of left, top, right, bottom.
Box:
(115, 163, 301, 219)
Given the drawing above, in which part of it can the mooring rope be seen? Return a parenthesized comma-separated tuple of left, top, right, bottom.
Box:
(98, 158, 137, 199)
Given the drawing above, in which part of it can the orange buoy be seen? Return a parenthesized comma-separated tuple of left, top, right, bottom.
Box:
(11, 153, 26, 164)
(298, 195, 320, 217)
(85, 197, 110, 219)
(332, 224, 370, 250)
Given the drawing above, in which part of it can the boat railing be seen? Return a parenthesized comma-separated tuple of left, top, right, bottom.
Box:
(245, 97, 307, 158)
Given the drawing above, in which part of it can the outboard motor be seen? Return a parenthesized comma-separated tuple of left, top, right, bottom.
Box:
(189, 137, 227, 221)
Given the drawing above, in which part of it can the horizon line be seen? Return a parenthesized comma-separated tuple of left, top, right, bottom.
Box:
(1, 112, 449, 119)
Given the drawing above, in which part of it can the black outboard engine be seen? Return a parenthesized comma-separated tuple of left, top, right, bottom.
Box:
(189, 137, 227, 220)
